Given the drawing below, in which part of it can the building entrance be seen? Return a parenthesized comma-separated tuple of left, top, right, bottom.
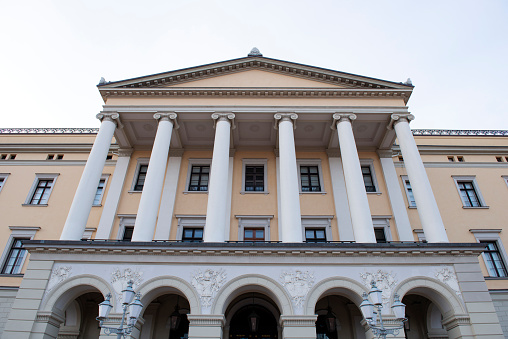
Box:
(228, 305, 278, 339)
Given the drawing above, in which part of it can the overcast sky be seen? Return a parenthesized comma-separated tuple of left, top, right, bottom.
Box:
(1, 0, 506, 130)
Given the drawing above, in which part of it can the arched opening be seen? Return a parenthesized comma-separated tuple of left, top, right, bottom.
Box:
(225, 292, 280, 339)
(315, 294, 365, 339)
(140, 293, 190, 339)
(402, 294, 448, 339)
(58, 291, 103, 338)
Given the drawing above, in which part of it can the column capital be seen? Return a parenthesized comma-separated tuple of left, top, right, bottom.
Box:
(377, 149, 394, 158)
(153, 112, 177, 121)
(117, 148, 133, 157)
(211, 113, 235, 129)
(96, 112, 120, 125)
(274, 113, 298, 129)
(332, 113, 357, 126)
(389, 113, 415, 129)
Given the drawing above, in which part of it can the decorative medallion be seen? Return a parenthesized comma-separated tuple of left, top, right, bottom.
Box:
(191, 269, 227, 307)
(280, 270, 315, 307)
(111, 268, 144, 303)
(360, 270, 398, 306)
(434, 267, 461, 297)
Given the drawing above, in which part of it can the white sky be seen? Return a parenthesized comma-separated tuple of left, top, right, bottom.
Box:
(1, 0, 506, 130)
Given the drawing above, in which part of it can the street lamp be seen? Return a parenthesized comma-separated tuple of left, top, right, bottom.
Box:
(359, 281, 407, 338)
(97, 280, 144, 338)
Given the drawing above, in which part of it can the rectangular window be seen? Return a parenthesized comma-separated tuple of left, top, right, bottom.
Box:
(457, 181, 481, 207)
(403, 178, 416, 207)
(0, 177, 5, 192)
(93, 179, 106, 206)
(244, 228, 265, 242)
(134, 164, 148, 191)
(300, 166, 321, 192)
(30, 179, 54, 205)
(305, 228, 327, 243)
(361, 166, 376, 192)
(375, 228, 387, 243)
(182, 228, 203, 242)
(122, 226, 134, 241)
(1, 238, 28, 274)
(481, 241, 508, 277)
(188, 165, 210, 191)
(245, 166, 264, 192)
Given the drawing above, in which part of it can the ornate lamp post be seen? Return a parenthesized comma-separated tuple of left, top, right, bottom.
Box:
(97, 280, 144, 338)
(359, 281, 407, 338)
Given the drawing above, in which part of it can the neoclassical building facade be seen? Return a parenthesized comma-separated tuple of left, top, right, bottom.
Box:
(1, 50, 508, 338)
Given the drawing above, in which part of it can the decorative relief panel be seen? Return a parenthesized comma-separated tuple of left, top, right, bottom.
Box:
(111, 268, 144, 304)
(46, 265, 73, 293)
(434, 267, 461, 297)
(360, 270, 398, 307)
(191, 269, 227, 307)
(280, 270, 315, 307)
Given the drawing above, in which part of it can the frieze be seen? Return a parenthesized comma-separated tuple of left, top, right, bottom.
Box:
(191, 269, 227, 307)
(360, 269, 397, 307)
(0, 128, 99, 134)
(280, 270, 315, 307)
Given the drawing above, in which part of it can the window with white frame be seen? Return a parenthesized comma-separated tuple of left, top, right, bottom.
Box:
(241, 159, 268, 194)
(236, 215, 272, 241)
(471, 229, 508, 278)
(0, 173, 8, 193)
(503, 176, 508, 188)
(0, 226, 40, 275)
(131, 159, 149, 192)
(301, 216, 333, 242)
(373, 217, 392, 243)
(297, 160, 325, 193)
(185, 159, 212, 193)
(401, 176, 416, 207)
(453, 176, 487, 208)
(117, 215, 136, 241)
(360, 160, 379, 193)
(24, 174, 59, 205)
(175, 215, 206, 241)
(92, 174, 109, 206)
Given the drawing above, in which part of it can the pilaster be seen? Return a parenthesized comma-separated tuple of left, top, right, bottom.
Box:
(280, 315, 317, 339)
(187, 315, 225, 339)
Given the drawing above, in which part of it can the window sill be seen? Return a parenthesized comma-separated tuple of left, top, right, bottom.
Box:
(366, 192, 382, 196)
(299, 191, 326, 195)
(183, 191, 208, 194)
(22, 204, 48, 207)
(0, 273, 24, 277)
(485, 277, 508, 280)
(241, 191, 269, 195)
(128, 190, 142, 194)
(462, 206, 489, 209)
(92, 204, 102, 207)
(408, 206, 417, 209)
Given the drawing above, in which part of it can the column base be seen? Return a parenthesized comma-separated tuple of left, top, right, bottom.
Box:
(280, 315, 317, 339)
(187, 314, 225, 339)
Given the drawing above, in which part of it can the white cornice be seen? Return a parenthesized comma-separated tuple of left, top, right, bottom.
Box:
(0, 128, 99, 134)
(412, 129, 508, 137)
(394, 162, 508, 168)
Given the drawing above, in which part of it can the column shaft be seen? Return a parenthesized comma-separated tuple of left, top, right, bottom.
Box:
(276, 114, 303, 243)
(60, 113, 117, 240)
(132, 113, 176, 242)
(328, 156, 354, 241)
(392, 114, 448, 242)
(204, 114, 234, 242)
(334, 114, 376, 243)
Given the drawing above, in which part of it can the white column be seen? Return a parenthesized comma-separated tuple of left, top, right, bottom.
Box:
(274, 113, 303, 243)
(132, 113, 177, 242)
(392, 114, 448, 243)
(328, 154, 355, 241)
(154, 150, 183, 240)
(276, 153, 282, 241)
(95, 149, 132, 239)
(333, 113, 376, 243)
(60, 113, 118, 240)
(378, 150, 414, 241)
(203, 113, 235, 242)
(224, 155, 234, 241)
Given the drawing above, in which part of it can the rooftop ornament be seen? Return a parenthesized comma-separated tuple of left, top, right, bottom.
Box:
(248, 47, 263, 57)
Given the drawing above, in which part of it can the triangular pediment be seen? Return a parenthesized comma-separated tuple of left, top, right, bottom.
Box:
(99, 56, 413, 91)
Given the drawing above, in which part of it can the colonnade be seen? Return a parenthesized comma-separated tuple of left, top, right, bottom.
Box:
(60, 112, 448, 243)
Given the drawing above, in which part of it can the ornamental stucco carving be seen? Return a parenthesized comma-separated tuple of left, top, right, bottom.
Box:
(280, 270, 315, 307)
(360, 270, 398, 306)
(45, 266, 73, 293)
(191, 269, 227, 307)
(434, 267, 461, 297)
(111, 268, 144, 303)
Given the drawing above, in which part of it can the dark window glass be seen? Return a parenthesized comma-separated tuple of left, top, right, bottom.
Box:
(134, 165, 149, 191)
(457, 181, 481, 207)
(182, 228, 204, 242)
(300, 166, 321, 192)
(93, 179, 106, 205)
(0, 177, 4, 191)
(305, 228, 327, 243)
(244, 228, 265, 241)
(245, 166, 264, 192)
(405, 180, 416, 207)
(374, 228, 387, 243)
(30, 179, 54, 204)
(481, 241, 507, 277)
(188, 166, 210, 191)
(1, 238, 28, 274)
(122, 226, 134, 241)
(361, 166, 376, 192)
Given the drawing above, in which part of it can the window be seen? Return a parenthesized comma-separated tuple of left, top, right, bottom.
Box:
(448, 156, 455, 162)
(182, 228, 203, 242)
(56, 154, 64, 160)
(24, 174, 59, 206)
(373, 217, 392, 242)
(457, 156, 464, 162)
(117, 215, 136, 240)
(244, 228, 265, 242)
(185, 159, 212, 193)
(47, 154, 54, 160)
(481, 241, 507, 277)
(401, 176, 416, 207)
(453, 176, 486, 208)
(93, 175, 109, 206)
(1, 239, 28, 274)
(122, 226, 134, 241)
(305, 228, 327, 243)
(134, 164, 148, 191)
(1, 154, 7, 160)
(241, 159, 268, 193)
(503, 176, 508, 188)
(496, 157, 503, 162)
(0, 174, 8, 193)
(297, 160, 325, 193)
(360, 160, 379, 193)
(9, 154, 16, 160)
(374, 228, 387, 243)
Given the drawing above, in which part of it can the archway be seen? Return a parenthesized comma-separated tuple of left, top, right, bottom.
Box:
(315, 294, 365, 339)
(402, 294, 448, 339)
(225, 292, 281, 339)
(58, 291, 103, 338)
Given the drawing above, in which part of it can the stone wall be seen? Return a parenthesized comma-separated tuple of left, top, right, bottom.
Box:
(491, 291, 508, 338)
(0, 287, 18, 337)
